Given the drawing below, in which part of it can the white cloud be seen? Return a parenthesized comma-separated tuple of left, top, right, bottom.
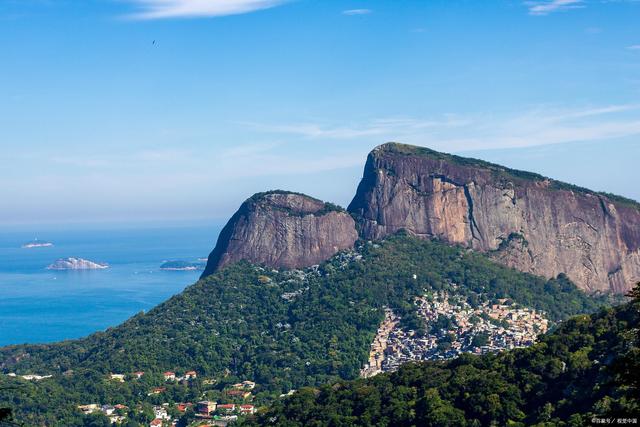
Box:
(525, 0, 584, 15)
(248, 116, 469, 140)
(627, 45, 640, 50)
(125, 0, 288, 20)
(254, 104, 640, 152)
(342, 8, 372, 15)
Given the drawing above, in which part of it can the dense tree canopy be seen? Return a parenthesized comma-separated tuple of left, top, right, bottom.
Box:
(0, 235, 616, 425)
(245, 284, 640, 426)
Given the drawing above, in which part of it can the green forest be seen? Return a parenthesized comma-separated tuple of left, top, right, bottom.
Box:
(245, 284, 640, 426)
(0, 235, 616, 425)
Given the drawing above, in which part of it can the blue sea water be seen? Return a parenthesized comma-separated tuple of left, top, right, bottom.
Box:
(0, 224, 221, 346)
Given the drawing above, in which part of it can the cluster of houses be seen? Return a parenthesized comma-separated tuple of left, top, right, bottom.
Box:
(107, 370, 199, 384)
(107, 370, 203, 397)
(362, 290, 550, 375)
(361, 309, 399, 378)
(191, 381, 256, 426)
(195, 381, 257, 416)
(77, 403, 129, 424)
(76, 372, 260, 426)
(77, 401, 177, 426)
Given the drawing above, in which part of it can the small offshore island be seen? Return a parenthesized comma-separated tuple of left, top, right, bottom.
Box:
(47, 257, 109, 270)
(160, 260, 205, 271)
(22, 239, 53, 248)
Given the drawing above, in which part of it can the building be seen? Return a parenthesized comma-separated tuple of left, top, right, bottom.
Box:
(176, 403, 191, 413)
(148, 387, 166, 396)
(184, 370, 197, 380)
(232, 380, 256, 390)
(217, 404, 236, 413)
(153, 406, 170, 420)
(133, 371, 145, 379)
(241, 380, 256, 390)
(197, 401, 217, 415)
(78, 404, 99, 415)
(109, 374, 125, 382)
(163, 371, 176, 381)
(101, 405, 115, 416)
(240, 405, 256, 415)
(109, 415, 126, 424)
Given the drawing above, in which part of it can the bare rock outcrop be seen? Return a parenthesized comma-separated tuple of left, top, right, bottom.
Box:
(202, 191, 358, 276)
(348, 143, 640, 293)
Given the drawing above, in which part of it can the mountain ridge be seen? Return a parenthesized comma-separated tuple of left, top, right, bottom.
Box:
(202, 143, 640, 294)
(201, 190, 358, 276)
(347, 143, 640, 293)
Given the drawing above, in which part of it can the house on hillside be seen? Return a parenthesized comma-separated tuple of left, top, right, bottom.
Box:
(176, 402, 192, 413)
(217, 403, 236, 413)
(163, 371, 176, 381)
(101, 405, 115, 416)
(239, 404, 256, 415)
(147, 387, 166, 396)
(197, 400, 217, 415)
(109, 373, 125, 382)
(77, 404, 99, 415)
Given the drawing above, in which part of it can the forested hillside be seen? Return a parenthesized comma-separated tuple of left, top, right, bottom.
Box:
(245, 285, 640, 426)
(0, 235, 611, 425)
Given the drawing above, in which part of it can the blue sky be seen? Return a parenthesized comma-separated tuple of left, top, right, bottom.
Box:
(1, 0, 639, 226)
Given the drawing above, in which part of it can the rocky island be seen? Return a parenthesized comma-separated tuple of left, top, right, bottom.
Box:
(160, 260, 205, 271)
(22, 240, 53, 248)
(46, 257, 109, 270)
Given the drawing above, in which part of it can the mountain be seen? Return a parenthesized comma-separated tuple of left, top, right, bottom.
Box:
(1, 143, 638, 425)
(0, 235, 607, 425)
(348, 143, 640, 294)
(245, 285, 640, 427)
(201, 191, 358, 276)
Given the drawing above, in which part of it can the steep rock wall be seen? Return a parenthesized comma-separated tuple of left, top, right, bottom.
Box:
(348, 143, 640, 293)
(202, 191, 358, 276)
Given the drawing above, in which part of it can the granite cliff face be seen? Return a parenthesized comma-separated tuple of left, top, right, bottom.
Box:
(348, 143, 640, 293)
(202, 191, 358, 276)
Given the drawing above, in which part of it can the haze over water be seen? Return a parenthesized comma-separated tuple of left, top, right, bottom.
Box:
(0, 224, 220, 346)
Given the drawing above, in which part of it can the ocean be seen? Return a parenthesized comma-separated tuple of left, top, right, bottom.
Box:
(0, 224, 221, 346)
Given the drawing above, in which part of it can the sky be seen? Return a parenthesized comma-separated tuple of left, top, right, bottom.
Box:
(1, 0, 639, 226)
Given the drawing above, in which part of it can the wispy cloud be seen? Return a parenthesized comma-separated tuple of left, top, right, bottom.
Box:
(628, 45, 640, 50)
(248, 116, 469, 140)
(525, 0, 584, 15)
(253, 104, 640, 152)
(342, 8, 372, 15)
(125, 0, 288, 20)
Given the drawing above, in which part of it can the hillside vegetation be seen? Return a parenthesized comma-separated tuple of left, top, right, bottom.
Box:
(245, 285, 640, 426)
(0, 235, 611, 425)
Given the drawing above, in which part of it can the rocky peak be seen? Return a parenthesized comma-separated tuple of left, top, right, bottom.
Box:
(201, 191, 358, 276)
(348, 142, 640, 293)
